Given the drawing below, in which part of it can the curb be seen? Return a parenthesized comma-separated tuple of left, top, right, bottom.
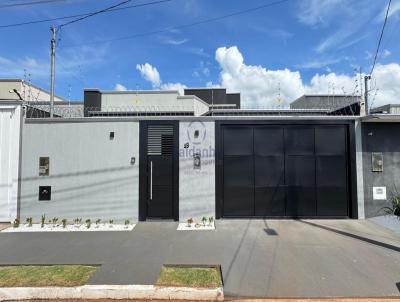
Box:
(0, 284, 224, 301)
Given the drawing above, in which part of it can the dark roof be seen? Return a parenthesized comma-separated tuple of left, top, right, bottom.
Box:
(290, 95, 361, 110)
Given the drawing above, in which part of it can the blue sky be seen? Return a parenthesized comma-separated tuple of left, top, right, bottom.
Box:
(0, 0, 399, 107)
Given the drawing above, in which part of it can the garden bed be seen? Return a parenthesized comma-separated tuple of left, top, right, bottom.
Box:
(0, 265, 97, 287)
(1, 223, 135, 232)
(177, 222, 215, 231)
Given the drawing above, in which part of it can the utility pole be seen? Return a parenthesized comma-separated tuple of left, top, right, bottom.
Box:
(364, 75, 371, 115)
(50, 26, 57, 118)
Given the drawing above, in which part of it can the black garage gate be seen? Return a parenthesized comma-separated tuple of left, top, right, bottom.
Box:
(216, 121, 356, 218)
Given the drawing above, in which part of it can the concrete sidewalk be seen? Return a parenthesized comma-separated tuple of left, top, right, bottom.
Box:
(0, 220, 399, 298)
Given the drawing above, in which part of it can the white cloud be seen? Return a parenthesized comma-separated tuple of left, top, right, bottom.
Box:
(215, 46, 304, 108)
(378, 0, 400, 20)
(136, 63, 161, 87)
(160, 82, 187, 95)
(297, 0, 381, 53)
(295, 57, 343, 69)
(135, 46, 400, 109)
(297, 0, 344, 26)
(164, 38, 188, 45)
(214, 46, 400, 108)
(114, 83, 127, 91)
(136, 62, 186, 94)
(0, 56, 49, 79)
(368, 63, 400, 107)
(382, 49, 391, 58)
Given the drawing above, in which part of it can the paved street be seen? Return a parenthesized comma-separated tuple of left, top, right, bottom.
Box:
(0, 219, 399, 298)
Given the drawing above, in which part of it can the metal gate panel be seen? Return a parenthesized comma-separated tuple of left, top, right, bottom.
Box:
(285, 127, 316, 217)
(220, 124, 350, 218)
(254, 127, 285, 216)
(285, 155, 316, 217)
(223, 127, 254, 216)
(315, 126, 348, 216)
(145, 124, 174, 219)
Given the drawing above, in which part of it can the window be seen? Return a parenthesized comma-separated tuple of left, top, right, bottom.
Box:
(39, 157, 49, 176)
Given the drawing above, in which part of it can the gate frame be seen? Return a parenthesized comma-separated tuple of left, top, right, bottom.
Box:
(215, 120, 358, 219)
(139, 120, 179, 221)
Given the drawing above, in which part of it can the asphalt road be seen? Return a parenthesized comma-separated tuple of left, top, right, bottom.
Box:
(0, 219, 399, 298)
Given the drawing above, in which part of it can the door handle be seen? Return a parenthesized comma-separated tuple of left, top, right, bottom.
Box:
(150, 161, 153, 200)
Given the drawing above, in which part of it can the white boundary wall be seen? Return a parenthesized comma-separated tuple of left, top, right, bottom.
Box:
(20, 120, 139, 223)
(0, 103, 22, 222)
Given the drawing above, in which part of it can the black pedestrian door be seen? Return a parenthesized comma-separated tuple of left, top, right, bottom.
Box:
(222, 125, 349, 218)
(146, 125, 174, 219)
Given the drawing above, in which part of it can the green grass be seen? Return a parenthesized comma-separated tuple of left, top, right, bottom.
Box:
(0, 265, 97, 287)
(156, 266, 222, 288)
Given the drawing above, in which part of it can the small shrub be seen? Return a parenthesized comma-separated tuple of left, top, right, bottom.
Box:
(85, 219, 91, 229)
(74, 218, 82, 225)
(202, 216, 207, 226)
(109, 219, 114, 225)
(52, 217, 58, 226)
(208, 216, 214, 226)
(41, 214, 46, 228)
(124, 219, 130, 226)
(62, 219, 67, 228)
(187, 218, 193, 227)
(95, 219, 101, 225)
(13, 218, 20, 228)
(382, 187, 400, 217)
(26, 217, 33, 227)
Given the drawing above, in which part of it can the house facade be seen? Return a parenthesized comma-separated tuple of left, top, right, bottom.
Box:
(1, 84, 399, 223)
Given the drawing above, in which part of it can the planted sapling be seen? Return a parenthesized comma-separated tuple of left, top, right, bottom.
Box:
(13, 218, 20, 228)
(208, 216, 214, 226)
(26, 217, 33, 227)
(52, 217, 58, 226)
(41, 214, 46, 228)
(202, 216, 207, 226)
(62, 218, 67, 228)
(85, 219, 91, 229)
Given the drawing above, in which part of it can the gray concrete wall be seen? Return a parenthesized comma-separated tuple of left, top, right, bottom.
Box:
(20, 121, 139, 223)
(179, 121, 215, 222)
(362, 122, 400, 218)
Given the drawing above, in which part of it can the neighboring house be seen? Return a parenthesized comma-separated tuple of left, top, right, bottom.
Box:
(0, 79, 69, 103)
(370, 104, 400, 115)
(84, 89, 210, 117)
(184, 88, 241, 109)
(291, 94, 361, 111)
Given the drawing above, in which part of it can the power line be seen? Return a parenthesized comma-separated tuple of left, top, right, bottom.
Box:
(63, 0, 292, 48)
(0, 0, 173, 29)
(370, 0, 392, 75)
(0, 0, 67, 9)
(58, 0, 132, 28)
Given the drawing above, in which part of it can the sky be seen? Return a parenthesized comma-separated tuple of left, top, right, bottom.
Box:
(0, 0, 399, 108)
